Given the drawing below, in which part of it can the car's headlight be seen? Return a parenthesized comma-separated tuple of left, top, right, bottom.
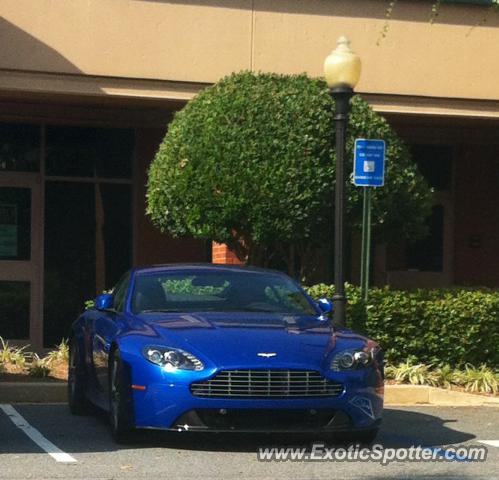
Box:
(330, 346, 378, 371)
(142, 346, 204, 372)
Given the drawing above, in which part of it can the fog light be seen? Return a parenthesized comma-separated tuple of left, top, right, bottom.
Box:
(349, 395, 375, 420)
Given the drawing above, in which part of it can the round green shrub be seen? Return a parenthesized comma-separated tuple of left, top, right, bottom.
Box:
(147, 71, 432, 270)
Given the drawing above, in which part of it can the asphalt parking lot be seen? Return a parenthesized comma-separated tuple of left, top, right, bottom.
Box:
(0, 404, 498, 480)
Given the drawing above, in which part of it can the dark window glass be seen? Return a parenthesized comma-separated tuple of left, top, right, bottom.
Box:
(0, 281, 30, 339)
(100, 184, 132, 287)
(96, 130, 134, 179)
(406, 205, 444, 272)
(44, 181, 132, 345)
(0, 188, 31, 260)
(410, 145, 453, 191)
(45, 126, 133, 178)
(0, 123, 40, 172)
(44, 182, 95, 346)
(131, 271, 316, 316)
(45, 127, 94, 177)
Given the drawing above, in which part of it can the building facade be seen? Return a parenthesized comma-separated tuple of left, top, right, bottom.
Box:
(1, 0, 499, 348)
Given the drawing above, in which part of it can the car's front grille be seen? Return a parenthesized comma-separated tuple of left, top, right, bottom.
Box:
(190, 369, 343, 398)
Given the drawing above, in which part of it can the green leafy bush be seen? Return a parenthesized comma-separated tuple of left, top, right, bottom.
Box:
(306, 284, 499, 368)
(147, 71, 432, 277)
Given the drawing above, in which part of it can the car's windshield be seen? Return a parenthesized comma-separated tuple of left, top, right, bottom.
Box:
(131, 270, 317, 316)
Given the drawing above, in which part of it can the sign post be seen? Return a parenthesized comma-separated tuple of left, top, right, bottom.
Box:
(360, 188, 372, 301)
(353, 139, 385, 301)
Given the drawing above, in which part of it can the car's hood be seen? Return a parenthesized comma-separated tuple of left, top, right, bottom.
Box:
(134, 312, 365, 369)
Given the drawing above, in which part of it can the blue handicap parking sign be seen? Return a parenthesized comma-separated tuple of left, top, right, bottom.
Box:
(353, 139, 386, 187)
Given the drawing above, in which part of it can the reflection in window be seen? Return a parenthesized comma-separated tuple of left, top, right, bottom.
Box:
(44, 182, 96, 347)
(406, 205, 444, 272)
(132, 271, 316, 315)
(409, 145, 452, 191)
(387, 145, 452, 273)
(0, 281, 30, 339)
(45, 126, 133, 178)
(44, 181, 132, 346)
(0, 123, 40, 172)
(100, 183, 132, 287)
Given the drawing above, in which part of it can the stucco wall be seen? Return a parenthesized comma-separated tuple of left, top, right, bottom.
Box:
(1, 0, 498, 100)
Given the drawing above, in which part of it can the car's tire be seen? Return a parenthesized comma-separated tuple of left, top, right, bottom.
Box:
(68, 339, 91, 415)
(109, 349, 134, 443)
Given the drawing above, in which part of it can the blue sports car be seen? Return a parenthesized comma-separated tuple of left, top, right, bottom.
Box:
(68, 264, 383, 443)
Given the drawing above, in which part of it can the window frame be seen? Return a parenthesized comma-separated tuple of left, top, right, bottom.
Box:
(112, 271, 131, 313)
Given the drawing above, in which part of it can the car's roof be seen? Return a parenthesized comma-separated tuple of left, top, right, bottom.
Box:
(132, 263, 288, 277)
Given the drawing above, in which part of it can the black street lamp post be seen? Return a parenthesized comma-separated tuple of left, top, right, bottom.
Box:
(323, 37, 361, 328)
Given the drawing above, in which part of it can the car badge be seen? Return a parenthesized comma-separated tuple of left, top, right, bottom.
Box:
(257, 352, 277, 358)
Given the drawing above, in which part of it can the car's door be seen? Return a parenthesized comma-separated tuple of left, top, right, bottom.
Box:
(92, 271, 131, 400)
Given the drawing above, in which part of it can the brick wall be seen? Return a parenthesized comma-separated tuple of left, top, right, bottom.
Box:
(212, 242, 244, 265)
(134, 128, 207, 266)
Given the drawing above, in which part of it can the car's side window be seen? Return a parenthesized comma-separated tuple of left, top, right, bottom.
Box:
(112, 272, 131, 313)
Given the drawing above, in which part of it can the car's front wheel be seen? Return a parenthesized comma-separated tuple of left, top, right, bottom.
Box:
(68, 339, 91, 415)
(109, 349, 134, 443)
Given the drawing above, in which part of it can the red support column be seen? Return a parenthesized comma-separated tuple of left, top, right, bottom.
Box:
(212, 242, 244, 265)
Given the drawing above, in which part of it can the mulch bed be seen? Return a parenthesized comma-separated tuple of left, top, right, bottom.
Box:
(0, 361, 67, 383)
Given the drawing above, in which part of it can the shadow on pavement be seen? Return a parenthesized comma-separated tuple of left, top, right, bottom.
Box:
(0, 405, 476, 454)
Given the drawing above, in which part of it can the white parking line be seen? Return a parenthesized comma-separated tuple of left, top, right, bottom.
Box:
(478, 440, 499, 448)
(0, 404, 77, 463)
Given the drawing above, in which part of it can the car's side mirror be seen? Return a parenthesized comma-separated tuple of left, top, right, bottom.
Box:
(95, 293, 114, 311)
(316, 298, 333, 314)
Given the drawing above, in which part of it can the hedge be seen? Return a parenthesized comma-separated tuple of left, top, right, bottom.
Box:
(305, 284, 499, 369)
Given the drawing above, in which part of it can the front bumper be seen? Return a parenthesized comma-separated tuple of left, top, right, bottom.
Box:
(128, 363, 384, 432)
(166, 408, 382, 433)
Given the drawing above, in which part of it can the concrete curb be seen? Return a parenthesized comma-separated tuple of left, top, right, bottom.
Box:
(1, 382, 498, 406)
(385, 384, 499, 407)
